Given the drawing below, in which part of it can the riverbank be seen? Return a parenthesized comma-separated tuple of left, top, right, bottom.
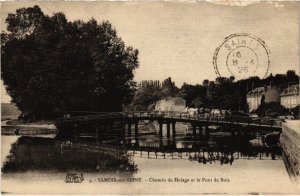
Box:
(280, 120, 300, 183)
(1, 120, 57, 135)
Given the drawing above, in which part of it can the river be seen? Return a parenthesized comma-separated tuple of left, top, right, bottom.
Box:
(1, 122, 299, 194)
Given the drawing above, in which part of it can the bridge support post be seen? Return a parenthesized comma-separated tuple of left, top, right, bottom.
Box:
(167, 122, 171, 138)
(167, 137, 171, 147)
(128, 122, 132, 137)
(134, 121, 139, 145)
(159, 122, 163, 138)
(121, 120, 126, 144)
(172, 122, 176, 137)
(205, 125, 209, 136)
(199, 126, 203, 136)
(134, 121, 139, 137)
(192, 124, 197, 139)
(134, 121, 139, 136)
(159, 135, 163, 148)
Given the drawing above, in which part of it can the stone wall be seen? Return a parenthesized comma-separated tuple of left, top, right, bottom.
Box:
(280, 120, 300, 182)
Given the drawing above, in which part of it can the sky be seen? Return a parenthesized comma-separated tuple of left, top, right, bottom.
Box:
(1, 1, 299, 103)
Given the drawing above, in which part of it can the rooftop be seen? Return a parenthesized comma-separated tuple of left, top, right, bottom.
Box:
(280, 84, 299, 97)
(247, 85, 278, 96)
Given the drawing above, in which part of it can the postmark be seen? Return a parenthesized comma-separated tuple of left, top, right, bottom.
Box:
(213, 33, 270, 79)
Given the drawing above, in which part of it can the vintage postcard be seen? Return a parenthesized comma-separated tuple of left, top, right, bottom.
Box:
(1, 1, 300, 195)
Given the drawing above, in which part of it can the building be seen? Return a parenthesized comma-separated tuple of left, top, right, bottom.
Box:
(280, 84, 299, 109)
(247, 85, 280, 112)
(155, 97, 186, 112)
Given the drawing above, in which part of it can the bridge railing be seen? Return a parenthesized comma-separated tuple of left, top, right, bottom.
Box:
(56, 112, 125, 123)
(56, 110, 282, 128)
(125, 111, 282, 127)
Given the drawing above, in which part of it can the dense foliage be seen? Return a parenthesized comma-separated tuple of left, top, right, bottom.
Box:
(1, 6, 139, 120)
(255, 102, 288, 117)
(130, 77, 178, 111)
(132, 71, 299, 113)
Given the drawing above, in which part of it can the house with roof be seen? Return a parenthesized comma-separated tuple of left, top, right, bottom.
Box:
(247, 85, 280, 112)
(280, 84, 299, 109)
(155, 97, 186, 112)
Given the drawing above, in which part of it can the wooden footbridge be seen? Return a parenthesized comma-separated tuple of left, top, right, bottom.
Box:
(54, 111, 282, 139)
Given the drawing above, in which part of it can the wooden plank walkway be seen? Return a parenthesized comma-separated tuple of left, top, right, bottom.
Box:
(55, 111, 282, 131)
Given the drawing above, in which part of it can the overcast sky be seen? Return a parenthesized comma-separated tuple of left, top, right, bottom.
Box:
(1, 1, 299, 103)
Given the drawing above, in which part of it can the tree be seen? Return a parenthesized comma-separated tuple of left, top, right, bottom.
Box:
(130, 77, 179, 111)
(130, 91, 160, 111)
(161, 77, 178, 98)
(215, 77, 229, 85)
(1, 6, 139, 120)
(130, 83, 162, 111)
(191, 97, 204, 108)
(255, 102, 288, 117)
(202, 79, 209, 87)
(178, 83, 206, 106)
(286, 70, 296, 80)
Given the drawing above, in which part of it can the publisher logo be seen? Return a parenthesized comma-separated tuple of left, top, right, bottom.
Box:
(65, 173, 84, 183)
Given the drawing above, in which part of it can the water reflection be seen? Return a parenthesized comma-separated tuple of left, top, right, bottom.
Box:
(2, 136, 137, 174)
(188, 151, 234, 165)
(124, 121, 281, 165)
(2, 121, 281, 174)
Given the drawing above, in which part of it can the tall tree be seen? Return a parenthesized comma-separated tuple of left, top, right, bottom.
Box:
(1, 6, 139, 120)
(161, 77, 178, 98)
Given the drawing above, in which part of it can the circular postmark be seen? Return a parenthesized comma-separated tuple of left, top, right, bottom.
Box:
(213, 33, 270, 79)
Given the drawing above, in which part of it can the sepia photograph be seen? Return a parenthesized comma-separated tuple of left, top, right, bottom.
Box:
(1, 1, 300, 195)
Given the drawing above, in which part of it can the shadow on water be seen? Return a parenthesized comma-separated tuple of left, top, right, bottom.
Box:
(2, 136, 137, 174)
(123, 121, 282, 165)
(2, 121, 281, 173)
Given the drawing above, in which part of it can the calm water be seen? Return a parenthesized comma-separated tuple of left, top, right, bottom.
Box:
(1, 122, 299, 194)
